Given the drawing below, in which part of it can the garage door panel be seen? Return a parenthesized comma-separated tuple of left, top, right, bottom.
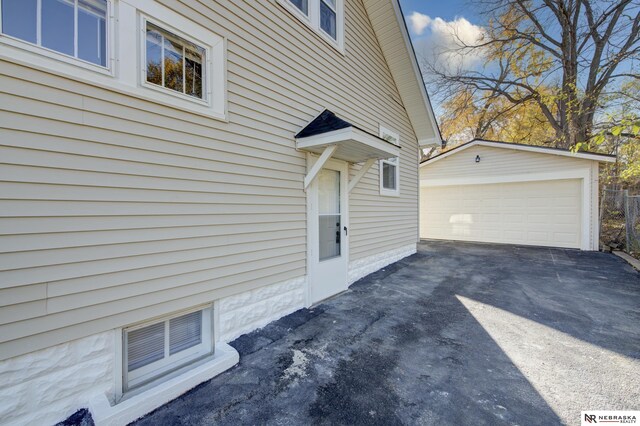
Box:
(421, 179, 582, 249)
(554, 232, 578, 244)
(503, 214, 525, 225)
(527, 214, 552, 224)
(554, 214, 576, 225)
(503, 230, 525, 240)
(527, 231, 550, 242)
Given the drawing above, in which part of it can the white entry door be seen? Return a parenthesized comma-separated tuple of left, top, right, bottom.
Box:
(308, 160, 348, 304)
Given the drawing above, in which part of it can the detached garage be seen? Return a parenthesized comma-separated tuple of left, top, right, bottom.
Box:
(420, 140, 616, 250)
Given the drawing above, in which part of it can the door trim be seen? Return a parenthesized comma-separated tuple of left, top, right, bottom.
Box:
(305, 154, 349, 306)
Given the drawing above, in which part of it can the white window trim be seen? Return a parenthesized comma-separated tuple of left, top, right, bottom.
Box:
(139, 15, 210, 107)
(0, 0, 116, 74)
(0, 0, 227, 121)
(121, 305, 214, 395)
(379, 125, 400, 197)
(277, 0, 345, 54)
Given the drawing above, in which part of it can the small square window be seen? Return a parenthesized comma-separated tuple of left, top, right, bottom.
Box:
(382, 159, 398, 190)
(379, 126, 400, 196)
(145, 21, 206, 100)
(380, 157, 399, 195)
(1, 0, 108, 67)
(123, 307, 212, 391)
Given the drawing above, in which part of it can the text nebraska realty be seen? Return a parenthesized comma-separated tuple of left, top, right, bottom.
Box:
(585, 413, 637, 424)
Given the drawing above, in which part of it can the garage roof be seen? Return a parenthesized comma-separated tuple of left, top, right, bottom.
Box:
(420, 139, 616, 166)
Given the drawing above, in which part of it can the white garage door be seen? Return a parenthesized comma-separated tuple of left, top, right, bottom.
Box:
(420, 179, 582, 249)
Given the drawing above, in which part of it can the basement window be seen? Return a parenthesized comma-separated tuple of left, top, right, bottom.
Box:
(123, 306, 213, 391)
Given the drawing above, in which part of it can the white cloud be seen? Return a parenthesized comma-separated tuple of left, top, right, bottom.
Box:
(409, 13, 486, 72)
(408, 11, 432, 35)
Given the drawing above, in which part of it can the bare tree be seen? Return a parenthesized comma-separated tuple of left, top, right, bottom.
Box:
(423, 0, 640, 148)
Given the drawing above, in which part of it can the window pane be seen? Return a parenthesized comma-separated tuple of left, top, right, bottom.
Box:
(318, 169, 340, 215)
(383, 162, 397, 190)
(163, 36, 184, 93)
(145, 23, 206, 99)
(1, 0, 37, 44)
(320, 1, 337, 39)
(77, 0, 107, 66)
(127, 322, 165, 372)
(318, 169, 341, 261)
(290, 0, 308, 15)
(319, 214, 340, 261)
(146, 25, 163, 87)
(185, 48, 204, 99)
(169, 311, 202, 355)
(41, 0, 74, 56)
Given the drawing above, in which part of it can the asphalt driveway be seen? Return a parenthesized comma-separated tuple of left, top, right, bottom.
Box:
(134, 241, 640, 425)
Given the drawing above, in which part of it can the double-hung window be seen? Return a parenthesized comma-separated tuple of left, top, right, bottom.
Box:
(280, 0, 344, 50)
(123, 306, 213, 391)
(0, 0, 109, 67)
(379, 126, 400, 196)
(319, 0, 337, 40)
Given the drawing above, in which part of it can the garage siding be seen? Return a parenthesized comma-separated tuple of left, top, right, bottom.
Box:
(421, 145, 595, 183)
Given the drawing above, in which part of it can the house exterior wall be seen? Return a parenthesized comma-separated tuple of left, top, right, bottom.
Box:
(420, 145, 601, 250)
(0, 0, 419, 362)
(0, 0, 421, 423)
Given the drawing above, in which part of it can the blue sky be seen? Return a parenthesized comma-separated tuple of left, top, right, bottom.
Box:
(399, 0, 475, 23)
(398, 0, 485, 68)
(398, 0, 486, 113)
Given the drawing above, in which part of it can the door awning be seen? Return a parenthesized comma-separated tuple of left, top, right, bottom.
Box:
(295, 110, 400, 163)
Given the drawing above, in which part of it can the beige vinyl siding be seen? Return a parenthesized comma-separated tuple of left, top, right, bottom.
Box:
(364, 0, 439, 144)
(0, 0, 419, 360)
(421, 145, 594, 182)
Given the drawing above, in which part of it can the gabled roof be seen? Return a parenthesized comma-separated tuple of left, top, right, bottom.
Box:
(296, 110, 359, 139)
(295, 109, 400, 163)
(296, 110, 399, 147)
(362, 0, 442, 147)
(420, 139, 617, 166)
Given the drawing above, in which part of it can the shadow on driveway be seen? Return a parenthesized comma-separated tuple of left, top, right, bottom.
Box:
(133, 241, 639, 425)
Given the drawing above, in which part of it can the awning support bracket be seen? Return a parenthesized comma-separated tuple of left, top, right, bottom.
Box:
(348, 158, 376, 193)
(304, 145, 337, 189)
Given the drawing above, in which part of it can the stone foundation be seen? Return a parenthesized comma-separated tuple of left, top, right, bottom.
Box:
(348, 244, 417, 285)
(0, 331, 115, 426)
(218, 276, 306, 342)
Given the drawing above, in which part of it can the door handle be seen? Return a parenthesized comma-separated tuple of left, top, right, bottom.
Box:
(343, 226, 348, 236)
